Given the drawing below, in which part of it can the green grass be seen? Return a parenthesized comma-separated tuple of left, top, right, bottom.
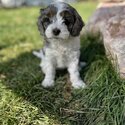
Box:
(0, 2, 125, 125)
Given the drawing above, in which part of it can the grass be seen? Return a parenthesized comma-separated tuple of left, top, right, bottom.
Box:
(0, 1, 125, 125)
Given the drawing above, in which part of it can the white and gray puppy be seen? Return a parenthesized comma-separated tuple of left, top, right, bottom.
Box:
(34, 2, 86, 89)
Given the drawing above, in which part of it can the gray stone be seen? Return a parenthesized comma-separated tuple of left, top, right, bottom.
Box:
(103, 15, 125, 78)
(1, 0, 24, 7)
(1, 0, 76, 7)
(84, 3, 125, 78)
(53, 0, 76, 3)
(25, 0, 76, 6)
(25, 0, 43, 6)
(99, 0, 125, 2)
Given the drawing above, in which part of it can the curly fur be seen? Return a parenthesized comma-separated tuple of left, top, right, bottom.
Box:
(34, 2, 86, 89)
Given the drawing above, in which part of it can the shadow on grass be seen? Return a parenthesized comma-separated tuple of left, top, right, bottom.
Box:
(0, 44, 11, 50)
(0, 33, 119, 125)
(0, 51, 84, 124)
(80, 33, 105, 64)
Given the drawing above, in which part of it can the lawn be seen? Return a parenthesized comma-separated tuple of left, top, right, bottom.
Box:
(0, 1, 125, 125)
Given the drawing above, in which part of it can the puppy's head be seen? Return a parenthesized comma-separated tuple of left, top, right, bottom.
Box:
(37, 2, 84, 40)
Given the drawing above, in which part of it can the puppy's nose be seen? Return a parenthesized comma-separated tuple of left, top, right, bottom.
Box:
(53, 28, 60, 36)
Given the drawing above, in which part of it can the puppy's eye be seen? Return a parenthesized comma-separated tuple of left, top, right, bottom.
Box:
(63, 19, 71, 26)
(42, 17, 51, 28)
(43, 17, 50, 23)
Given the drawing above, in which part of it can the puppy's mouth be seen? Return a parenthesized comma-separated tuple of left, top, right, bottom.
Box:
(47, 36, 68, 40)
(47, 36, 59, 39)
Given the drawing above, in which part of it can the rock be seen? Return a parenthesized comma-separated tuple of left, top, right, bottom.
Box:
(103, 15, 125, 78)
(84, 2, 125, 78)
(53, 0, 76, 3)
(25, 0, 76, 6)
(25, 0, 43, 6)
(98, 1, 125, 8)
(99, 0, 125, 2)
(1, 0, 24, 7)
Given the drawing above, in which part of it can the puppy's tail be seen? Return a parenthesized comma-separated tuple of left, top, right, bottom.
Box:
(33, 49, 45, 60)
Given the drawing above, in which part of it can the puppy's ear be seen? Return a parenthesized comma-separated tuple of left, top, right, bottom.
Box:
(40, 8, 45, 14)
(37, 8, 45, 36)
(71, 9, 85, 36)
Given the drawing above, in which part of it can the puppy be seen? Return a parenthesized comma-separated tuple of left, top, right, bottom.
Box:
(35, 2, 86, 89)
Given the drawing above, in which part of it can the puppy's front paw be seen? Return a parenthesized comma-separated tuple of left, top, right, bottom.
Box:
(42, 79, 54, 88)
(72, 80, 86, 89)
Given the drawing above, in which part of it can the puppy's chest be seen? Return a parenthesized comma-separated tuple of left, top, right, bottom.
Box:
(46, 38, 80, 68)
(48, 44, 76, 68)
(54, 46, 71, 68)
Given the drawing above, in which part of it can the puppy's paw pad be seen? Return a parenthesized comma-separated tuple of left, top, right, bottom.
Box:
(72, 80, 86, 89)
(42, 80, 54, 88)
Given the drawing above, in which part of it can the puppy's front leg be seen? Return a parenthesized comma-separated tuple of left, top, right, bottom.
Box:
(41, 59, 56, 88)
(68, 60, 86, 89)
